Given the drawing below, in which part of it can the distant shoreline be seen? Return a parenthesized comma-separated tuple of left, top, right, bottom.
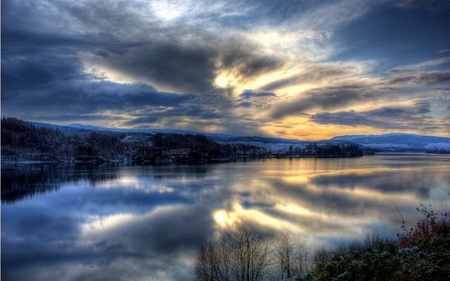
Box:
(1, 153, 366, 167)
(4, 151, 450, 168)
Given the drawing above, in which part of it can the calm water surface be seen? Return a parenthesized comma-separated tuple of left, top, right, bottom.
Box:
(2, 154, 450, 281)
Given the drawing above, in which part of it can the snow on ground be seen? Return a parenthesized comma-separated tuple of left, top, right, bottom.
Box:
(424, 142, 450, 152)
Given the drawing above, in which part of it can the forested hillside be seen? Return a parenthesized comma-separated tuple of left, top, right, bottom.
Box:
(2, 117, 70, 161)
(1, 117, 267, 164)
(1, 117, 363, 164)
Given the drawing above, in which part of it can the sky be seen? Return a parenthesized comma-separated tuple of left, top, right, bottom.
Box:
(2, 0, 450, 140)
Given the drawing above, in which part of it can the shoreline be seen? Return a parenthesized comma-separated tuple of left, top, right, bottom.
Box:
(1, 154, 367, 168)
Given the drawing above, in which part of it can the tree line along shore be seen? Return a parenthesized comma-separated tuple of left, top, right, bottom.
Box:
(1, 117, 363, 165)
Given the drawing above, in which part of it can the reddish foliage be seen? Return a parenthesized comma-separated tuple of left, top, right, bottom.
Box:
(397, 204, 449, 247)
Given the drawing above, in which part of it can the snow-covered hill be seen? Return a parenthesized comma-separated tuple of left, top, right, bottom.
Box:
(330, 133, 450, 152)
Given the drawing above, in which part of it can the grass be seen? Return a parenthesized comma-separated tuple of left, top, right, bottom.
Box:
(300, 205, 450, 281)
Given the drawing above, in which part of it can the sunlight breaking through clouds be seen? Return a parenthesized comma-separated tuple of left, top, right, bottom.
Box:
(2, 0, 449, 139)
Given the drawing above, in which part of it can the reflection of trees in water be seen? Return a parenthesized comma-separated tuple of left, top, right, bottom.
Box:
(1, 165, 119, 203)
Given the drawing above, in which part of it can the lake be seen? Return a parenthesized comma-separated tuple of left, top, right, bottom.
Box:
(2, 153, 450, 281)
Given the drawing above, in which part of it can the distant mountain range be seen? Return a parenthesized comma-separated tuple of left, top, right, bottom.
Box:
(329, 133, 450, 152)
(33, 122, 450, 152)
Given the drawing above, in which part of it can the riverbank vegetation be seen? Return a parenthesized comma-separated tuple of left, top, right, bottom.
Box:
(195, 205, 450, 281)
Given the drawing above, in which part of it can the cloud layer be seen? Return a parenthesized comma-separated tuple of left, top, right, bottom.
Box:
(2, 0, 449, 139)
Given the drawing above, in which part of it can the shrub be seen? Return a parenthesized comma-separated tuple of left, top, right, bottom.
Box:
(397, 204, 449, 248)
(302, 205, 450, 281)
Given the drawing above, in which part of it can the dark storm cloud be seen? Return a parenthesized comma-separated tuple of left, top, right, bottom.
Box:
(2, 0, 217, 93)
(2, 40, 235, 127)
(271, 86, 374, 119)
(2, 0, 287, 125)
(311, 102, 437, 130)
(2, 0, 124, 57)
(2, 54, 91, 95)
(217, 41, 285, 78)
(2, 75, 192, 121)
(2, 29, 102, 57)
(49, 0, 287, 93)
(88, 36, 286, 93)
(1, 47, 198, 122)
(94, 42, 218, 93)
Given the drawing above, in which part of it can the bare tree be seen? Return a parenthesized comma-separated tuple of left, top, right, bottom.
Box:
(273, 232, 310, 279)
(216, 239, 233, 281)
(195, 243, 219, 281)
(195, 227, 270, 281)
(273, 232, 295, 279)
(291, 239, 310, 277)
(225, 228, 270, 281)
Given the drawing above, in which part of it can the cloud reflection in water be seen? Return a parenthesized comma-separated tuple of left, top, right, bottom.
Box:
(2, 154, 450, 281)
